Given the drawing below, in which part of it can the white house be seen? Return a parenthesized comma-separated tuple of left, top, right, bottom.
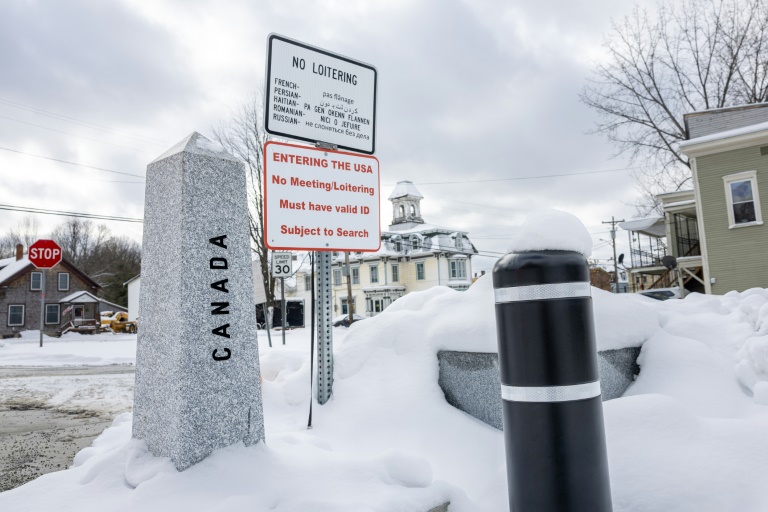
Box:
(124, 275, 141, 321)
(289, 181, 478, 317)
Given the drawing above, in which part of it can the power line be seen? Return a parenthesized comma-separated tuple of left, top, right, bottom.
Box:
(0, 204, 143, 223)
(0, 114, 151, 154)
(381, 165, 649, 187)
(0, 97, 170, 146)
(0, 146, 146, 179)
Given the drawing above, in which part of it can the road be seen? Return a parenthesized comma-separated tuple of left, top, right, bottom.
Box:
(0, 365, 135, 492)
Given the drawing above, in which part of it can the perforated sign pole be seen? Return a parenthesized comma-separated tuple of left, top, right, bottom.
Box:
(316, 251, 334, 404)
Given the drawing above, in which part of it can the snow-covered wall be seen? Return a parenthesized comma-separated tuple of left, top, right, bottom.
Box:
(438, 347, 641, 430)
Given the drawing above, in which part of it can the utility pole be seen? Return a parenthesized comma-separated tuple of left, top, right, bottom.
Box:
(602, 216, 625, 293)
(345, 252, 354, 325)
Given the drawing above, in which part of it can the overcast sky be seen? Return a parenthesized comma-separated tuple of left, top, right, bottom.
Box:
(0, 0, 658, 273)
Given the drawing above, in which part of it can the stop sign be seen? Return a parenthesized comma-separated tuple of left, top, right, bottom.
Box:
(28, 239, 63, 269)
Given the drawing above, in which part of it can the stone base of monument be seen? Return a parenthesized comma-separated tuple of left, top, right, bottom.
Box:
(437, 347, 641, 430)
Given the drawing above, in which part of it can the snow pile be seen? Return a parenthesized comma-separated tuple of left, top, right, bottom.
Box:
(0, 331, 136, 366)
(4, 278, 768, 510)
(507, 209, 593, 256)
(591, 288, 660, 350)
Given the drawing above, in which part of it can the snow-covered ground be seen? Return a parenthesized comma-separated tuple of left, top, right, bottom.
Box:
(3, 275, 768, 510)
(0, 331, 137, 367)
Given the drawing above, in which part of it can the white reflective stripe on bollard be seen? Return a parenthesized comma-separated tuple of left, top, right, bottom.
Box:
(494, 282, 591, 303)
(501, 381, 602, 403)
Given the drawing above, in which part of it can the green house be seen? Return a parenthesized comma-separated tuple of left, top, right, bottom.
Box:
(622, 103, 768, 296)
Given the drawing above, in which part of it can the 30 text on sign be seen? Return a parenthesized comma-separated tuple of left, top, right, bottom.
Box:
(264, 141, 380, 252)
(264, 34, 377, 154)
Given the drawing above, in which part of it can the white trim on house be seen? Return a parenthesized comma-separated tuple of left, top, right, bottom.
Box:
(58, 272, 70, 291)
(30, 271, 42, 291)
(723, 170, 763, 229)
(7, 304, 24, 326)
(45, 304, 60, 325)
(690, 158, 713, 294)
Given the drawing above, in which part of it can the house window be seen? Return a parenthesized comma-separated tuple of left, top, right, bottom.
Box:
(370, 265, 379, 283)
(411, 237, 420, 251)
(58, 272, 70, 291)
(724, 171, 763, 227)
(450, 259, 467, 279)
(398, 205, 405, 218)
(351, 267, 360, 285)
(416, 262, 425, 280)
(455, 236, 463, 249)
(409, 204, 416, 216)
(395, 241, 402, 252)
(333, 269, 342, 286)
(341, 297, 356, 315)
(8, 305, 24, 326)
(45, 304, 60, 325)
(391, 264, 400, 282)
(30, 272, 42, 291)
(304, 275, 312, 290)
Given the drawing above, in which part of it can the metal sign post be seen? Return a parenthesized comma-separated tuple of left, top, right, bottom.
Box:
(28, 239, 63, 348)
(316, 251, 334, 404)
(39, 269, 45, 348)
(263, 34, 379, 405)
(281, 277, 286, 345)
(271, 252, 293, 346)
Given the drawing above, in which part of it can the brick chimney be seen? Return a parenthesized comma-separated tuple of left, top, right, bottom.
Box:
(15, 244, 23, 261)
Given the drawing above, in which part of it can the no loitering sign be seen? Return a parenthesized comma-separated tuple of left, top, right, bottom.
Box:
(264, 34, 377, 154)
(264, 141, 380, 251)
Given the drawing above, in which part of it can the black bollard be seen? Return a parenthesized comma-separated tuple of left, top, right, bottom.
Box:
(493, 250, 612, 512)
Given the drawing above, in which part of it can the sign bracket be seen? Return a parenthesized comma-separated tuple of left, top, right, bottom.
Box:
(314, 141, 338, 151)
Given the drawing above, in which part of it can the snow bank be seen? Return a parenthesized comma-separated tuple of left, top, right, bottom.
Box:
(4, 275, 768, 511)
(0, 331, 137, 366)
(507, 209, 593, 256)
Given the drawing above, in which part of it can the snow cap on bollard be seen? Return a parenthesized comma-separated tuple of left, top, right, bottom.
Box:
(493, 209, 613, 512)
(506, 209, 593, 256)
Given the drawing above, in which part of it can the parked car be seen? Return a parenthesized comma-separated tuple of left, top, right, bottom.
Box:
(638, 287, 682, 301)
(332, 314, 366, 327)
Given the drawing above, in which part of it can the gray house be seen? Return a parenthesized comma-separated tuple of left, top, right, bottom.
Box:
(622, 103, 768, 295)
(0, 244, 105, 337)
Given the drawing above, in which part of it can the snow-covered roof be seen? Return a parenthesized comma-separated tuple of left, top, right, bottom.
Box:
(361, 285, 406, 292)
(59, 291, 100, 304)
(665, 199, 696, 208)
(679, 120, 768, 149)
(388, 181, 423, 200)
(619, 217, 666, 237)
(384, 223, 467, 235)
(123, 274, 140, 286)
(0, 256, 32, 285)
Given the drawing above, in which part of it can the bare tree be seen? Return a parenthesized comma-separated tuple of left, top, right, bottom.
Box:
(211, 93, 277, 309)
(50, 218, 110, 270)
(0, 216, 40, 257)
(581, 0, 768, 215)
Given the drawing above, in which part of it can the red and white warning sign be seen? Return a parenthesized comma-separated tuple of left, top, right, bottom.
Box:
(264, 141, 380, 251)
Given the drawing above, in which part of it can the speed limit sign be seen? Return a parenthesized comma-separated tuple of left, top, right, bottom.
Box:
(271, 252, 293, 278)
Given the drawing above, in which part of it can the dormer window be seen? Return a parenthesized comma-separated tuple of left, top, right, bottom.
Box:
(411, 237, 420, 251)
(456, 236, 463, 249)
